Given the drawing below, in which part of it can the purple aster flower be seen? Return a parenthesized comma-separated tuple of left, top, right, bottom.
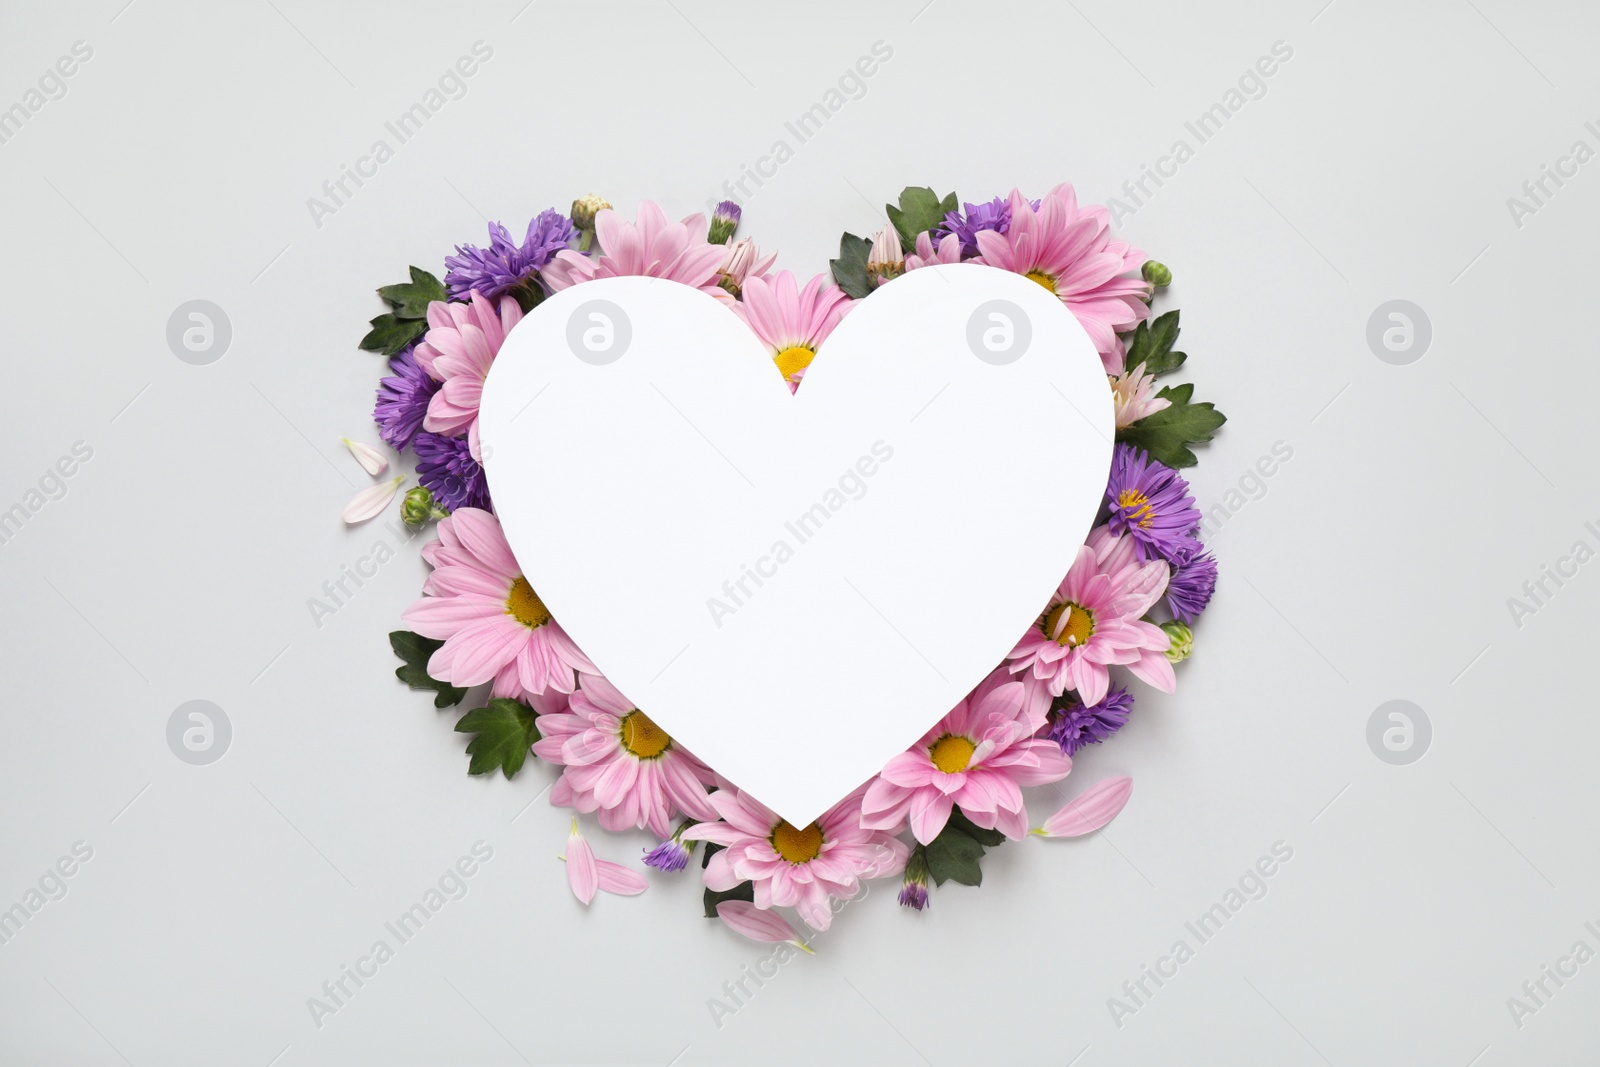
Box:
(1048, 686, 1134, 756)
(643, 837, 692, 873)
(412, 431, 490, 513)
(373, 345, 439, 451)
(1166, 541, 1217, 623)
(937, 196, 1039, 259)
(444, 209, 576, 304)
(1105, 444, 1201, 563)
(708, 199, 741, 245)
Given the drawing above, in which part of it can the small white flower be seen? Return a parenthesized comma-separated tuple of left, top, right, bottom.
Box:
(340, 437, 389, 476)
(341, 475, 403, 524)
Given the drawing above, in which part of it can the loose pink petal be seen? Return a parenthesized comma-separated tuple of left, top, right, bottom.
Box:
(340, 437, 389, 476)
(564, 819, 598, 904)
(1034, 776, 1133, 837)
(715, 900, 813, 953)
(341, 475, 403, 523)
(594, 859, 648, 896)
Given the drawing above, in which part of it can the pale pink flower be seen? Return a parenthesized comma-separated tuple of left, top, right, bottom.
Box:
(733, 270, 852, 392)
(1034, 776, 1133, 837)
(715, 236, 778, 297)
(684, 786, 907, 932)
(1110, 364, 1171, 428)
(411, 292, 522, 461)
(541, 201, 729, 299)
(532, 672, 719, 838)
(973, 184, 1150, 373)
(1005, 527, 1173, 704)
(904, 230, 962, 272)
(861, 670, 1071, 844)
(402, 508, 594, 696)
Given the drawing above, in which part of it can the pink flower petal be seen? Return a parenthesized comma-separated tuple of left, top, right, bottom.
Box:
(564, 819, 598, 904)
(340, 437, 388, 476)
(715, 900, 813, 952)
(341, 476, 403, 523)
(1035, 776, 1133, 837)
(594, 859, 648, 896)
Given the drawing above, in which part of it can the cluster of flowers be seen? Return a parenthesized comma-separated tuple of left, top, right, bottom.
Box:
(354, 184, 1223, 945)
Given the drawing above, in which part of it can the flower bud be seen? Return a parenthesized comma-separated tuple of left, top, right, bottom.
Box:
(708, 199, 741, 245)
(570, 194, 611, 231)
(401, 485, 445, 527)
(1141, 260, 1172, 288)
(1160, 619, 1193, 662)
(867, 225, 905, 287)
(898, 845, 930, 911)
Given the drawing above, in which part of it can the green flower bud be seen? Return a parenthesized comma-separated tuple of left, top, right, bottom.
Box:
(1160, 620, 1193, 662)
(1141, 260, 1172, 288)
(570, 193, 611, 232)
(401, 485, 447, 527)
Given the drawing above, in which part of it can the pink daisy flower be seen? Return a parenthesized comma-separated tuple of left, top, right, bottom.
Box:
(402, 508, 594, 697)
(733, 270, 852, 392)
(861, 670, 1071, 845)
(531, 672, 719, 838)
(684, 786, 908, 932)
(411, 291, 522, 462)
(973, 184, 1150, 373)
(540, 201, 729, 299)
(903, 230, 963, 272)
(1110, 363, 1171, 428)
(1005, 526, 1173, 705)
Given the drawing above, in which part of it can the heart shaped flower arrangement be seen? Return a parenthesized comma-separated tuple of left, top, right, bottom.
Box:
(348, 185, 1225, 945)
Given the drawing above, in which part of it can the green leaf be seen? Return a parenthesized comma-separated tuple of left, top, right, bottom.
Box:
(829, 232, 874, 299)
(1117, 384, 1228, 468)
(454, 698, 539, 779)
(377, 266, 447, 320)
(700, 843, 755, 917)
(923, 807, 1005, 887)
(1123, 310, 1186, 376)
(360, 313, 426, 356)
(389, 630, 468, 708)
(885, 186, 958, 250)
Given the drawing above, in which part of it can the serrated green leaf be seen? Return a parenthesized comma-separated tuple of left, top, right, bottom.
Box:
(390, 630, 469, 708)
(829, 232, 874, 299)
(360, 313, 426, 356)
(1117, 387, 1227, 469)
(1123, 310, 1186, 376)
(885, 186, 958, 250)
(945, 807, 1006, 847)
(377, 266, 447, 319)
(701, 843, 756, 917)
(925, 823, 986, 887)
(454, 698, 539, 778)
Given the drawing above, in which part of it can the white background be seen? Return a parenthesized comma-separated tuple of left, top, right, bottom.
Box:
(1, 0, 1596, 1063)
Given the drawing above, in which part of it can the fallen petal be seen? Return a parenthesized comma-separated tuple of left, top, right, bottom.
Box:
(1034, 776, 1133, 837)
(341, 436, 389, 476)
(341, 476, 403, 523)
(716, 900, 813, 953)
(595, 859, 648, 896)
(564, 819, 598, 904)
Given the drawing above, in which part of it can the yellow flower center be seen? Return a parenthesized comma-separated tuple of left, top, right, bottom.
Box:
(505, 577, 551, 628)
(771, 820, 824, 863)
(1117, 489, 1156, 528)
(773, 345, 815, 381)
(1042, 601, 1096, 648)
(1025, 270, 1057, 294)
(929, 733, 977, 774)
(619, 709, 672, 759)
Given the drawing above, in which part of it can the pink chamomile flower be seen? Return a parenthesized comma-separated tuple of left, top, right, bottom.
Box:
(861, 669, 1071, 845)
(903, 230, 963, 272)
(684, 786, 907, 932)
(972, 184, 1150, 373)
(531, 672, 719, 838)
(733, 269, 852, 392)
(401, 508, 594, 697)
(1004, 526, 1173, 705)
(540, 200, 729, 299)
(411, 291, 523, 462)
